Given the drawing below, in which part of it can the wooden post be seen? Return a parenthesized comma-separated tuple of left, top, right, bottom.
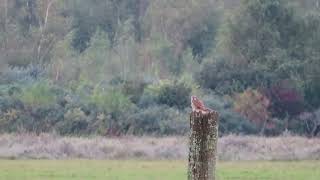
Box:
(188, 111, 219, 180)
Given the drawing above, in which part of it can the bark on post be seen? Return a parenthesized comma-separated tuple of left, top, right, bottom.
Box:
(188, 111, 219, 180)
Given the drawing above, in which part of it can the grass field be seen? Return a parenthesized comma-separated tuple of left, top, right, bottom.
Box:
(0, 160, 319, 180)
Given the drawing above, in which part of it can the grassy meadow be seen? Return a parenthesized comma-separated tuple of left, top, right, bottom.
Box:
(0, 160, 319, 180)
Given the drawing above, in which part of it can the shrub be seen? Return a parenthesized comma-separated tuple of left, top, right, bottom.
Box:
(201, 91, 259, 135)
(18, 81, 57, 108)
(56, 108, 89, 135)
(267, 80, 305, 118)
(304, 80, 320, 109)
(0, 98, 64, 134)
(158, 81, 191, 109)
(89, 88, 134, 115)
(219, 109, 259, 135)
(0, 107, 22, 133)
(19, 106, 64, 134)
(126, 105, 188, 135)
(121, 80, 147, 104)
(233, 89, 272, 134)
(138, 89, 158, 108)
(0, 85, 21, 97)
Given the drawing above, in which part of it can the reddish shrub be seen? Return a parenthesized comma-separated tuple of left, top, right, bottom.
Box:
(234, 89, 272, 134)
(266, 80, 305, 118)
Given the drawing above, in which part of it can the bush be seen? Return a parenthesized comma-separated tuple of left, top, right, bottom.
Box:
(219, 109, 259, 135)
(19, 106, 64, 134)
(0, 97, 64, 134)
(0, 97, 24, 133)
(56, 108, 89, 135)
(138, 89, 159, 108)
(201, 92, 259, 135)
(121, 80, 147, 104)
(158, 81, 191, 109)
(126, 105, 188, 135)
(267, 80, 305, 118)
(138, 80, 192, 109)
(233, 89, 271, 134)
(89, 88, 134, 115)
(18, 81, 57, 108)
(0, 84, 22, 97)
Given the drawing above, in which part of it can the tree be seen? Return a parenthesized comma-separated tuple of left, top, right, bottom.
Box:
(68, 0, 147, 52)
(145, 0, 220, 63)
(218, 0, 301, 67)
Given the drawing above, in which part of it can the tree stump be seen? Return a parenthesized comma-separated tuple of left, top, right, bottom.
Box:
(188, 111, 219, 180)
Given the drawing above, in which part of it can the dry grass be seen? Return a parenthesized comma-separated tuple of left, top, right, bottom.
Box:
(0, 133, 319, 161)
(219, 135, 320, 161)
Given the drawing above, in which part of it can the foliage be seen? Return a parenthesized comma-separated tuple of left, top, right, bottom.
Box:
(157, 81, 191, 109)
(127, 105, 188, 135)
(90, 87, 134, 115)
(1, 0, 320, 136)
(267, 80, 305, 118)
(197, 59, 273, 94)
(18, 81, 57, 108)
(233, 89, 272, 134)
(57, 107, 89, 135)
(121, 80, 147, 104)
(201, 91, 259, 135)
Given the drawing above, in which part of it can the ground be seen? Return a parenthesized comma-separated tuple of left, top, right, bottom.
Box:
(0, 160, 319, 180)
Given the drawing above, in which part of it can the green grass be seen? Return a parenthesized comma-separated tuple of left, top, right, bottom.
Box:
(0, 160, 319, 180)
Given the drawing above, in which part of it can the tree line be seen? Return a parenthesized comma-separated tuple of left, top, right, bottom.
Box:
(0, 0, 320, 136)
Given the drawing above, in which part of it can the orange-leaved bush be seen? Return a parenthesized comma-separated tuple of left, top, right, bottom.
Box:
(233, 89, 272, 134)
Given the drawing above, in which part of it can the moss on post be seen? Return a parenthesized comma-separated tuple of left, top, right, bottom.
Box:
(188, 111, 219, 180)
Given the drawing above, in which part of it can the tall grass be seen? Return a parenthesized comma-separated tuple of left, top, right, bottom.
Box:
(0, 134, 319, 160)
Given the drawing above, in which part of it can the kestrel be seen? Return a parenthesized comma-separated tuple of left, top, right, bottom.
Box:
(191, 95, 211, 113)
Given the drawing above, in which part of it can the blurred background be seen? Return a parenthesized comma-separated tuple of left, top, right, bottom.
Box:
(1, 0, 320, 138)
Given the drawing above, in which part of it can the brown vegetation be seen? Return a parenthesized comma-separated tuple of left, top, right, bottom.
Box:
(0, 134, 319, 161)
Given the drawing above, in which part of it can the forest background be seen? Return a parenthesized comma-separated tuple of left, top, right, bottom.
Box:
(1, 0, 320, 137)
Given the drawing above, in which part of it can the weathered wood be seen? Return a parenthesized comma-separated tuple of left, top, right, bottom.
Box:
(188, 111, 219, 180)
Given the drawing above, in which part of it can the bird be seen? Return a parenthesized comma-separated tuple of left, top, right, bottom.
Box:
(191, 95, 211, 113)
